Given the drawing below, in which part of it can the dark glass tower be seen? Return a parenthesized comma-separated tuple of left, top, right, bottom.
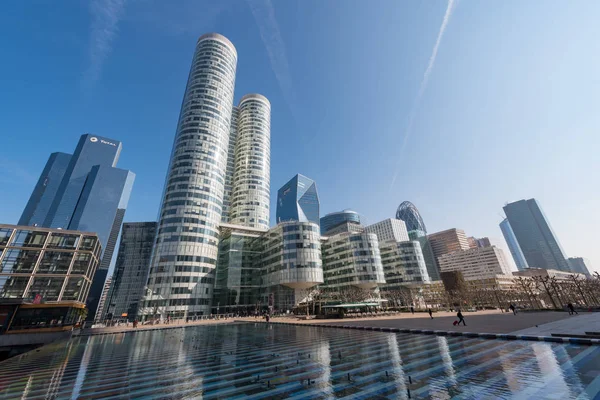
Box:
(276, 174, 320, 226)
(503, 198, 569, 271)
(18, 133, 135, 321)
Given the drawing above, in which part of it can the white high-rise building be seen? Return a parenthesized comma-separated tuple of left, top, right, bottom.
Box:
(364, 218, 410, 243)
(142, 34, 238, 319)
(229, 94, 271, 229)
(221, 106, 239, 223)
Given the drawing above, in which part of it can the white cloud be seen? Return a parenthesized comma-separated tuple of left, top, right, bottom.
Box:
(247, 0, 296, 118)
(390, 0, 457, 190)
(83, 0, 126, 89)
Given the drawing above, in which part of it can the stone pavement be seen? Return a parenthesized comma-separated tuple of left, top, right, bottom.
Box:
(268, 310, 574, 334)
(512, 312, 600, 336)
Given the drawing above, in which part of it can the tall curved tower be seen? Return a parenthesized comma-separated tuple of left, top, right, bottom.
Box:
(395, 201, 441, 281)
(229, 94, 271, 229)
(395, 201, 427, 235)
(142, 33, 237, 319)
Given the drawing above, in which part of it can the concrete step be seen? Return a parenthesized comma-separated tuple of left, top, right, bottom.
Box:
(551, 333, 600, 339)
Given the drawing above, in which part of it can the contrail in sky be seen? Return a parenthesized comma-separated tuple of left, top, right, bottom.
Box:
(389, 0, 457, 190)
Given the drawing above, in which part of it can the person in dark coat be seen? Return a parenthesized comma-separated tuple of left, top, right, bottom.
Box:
(457, 310, 466, 326)
(428, 309, 433, 319)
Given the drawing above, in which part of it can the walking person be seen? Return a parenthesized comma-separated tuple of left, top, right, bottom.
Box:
(428, 309, 433, 319)
(410, 305, 415, 314)
(457, 310, 466, 326)
(509, 304, 517, 315)
(567, 303, 578, 315)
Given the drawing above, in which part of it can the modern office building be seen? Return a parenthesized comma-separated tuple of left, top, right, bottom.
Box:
(258, 221, 323, 311)
(437, 246, 512, 281)
(17, 134, 135, 321)
(320, 210, 360, 235)
(395, 201, 440, 281)
(567, 257, 592, 277)
(364, 218, 409, 243)
(18, 152, 72, 227)
(276, 174, 320, 226)
(395, 201, 427, 237)
(513, 268, 586, 281)
(322, 221, 364, 236)
(467, 237, 491, 249)
(379, 240, 431, 291)
(229, 94, 271, 229)
(102, 222, 157, 321)
(428, 228, 470, 261)
(212, 224, 265, 314)
(0, 224, 101, 333)
(221, 106, 239, 224)
(499, 218, 529, 271)
(321, 231, 385, 295)
(503, 199, 570, 272)
(143, 34, 276, 319)
(95, 275, 112, 324)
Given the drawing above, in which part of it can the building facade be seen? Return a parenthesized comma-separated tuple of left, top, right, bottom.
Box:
(142, 33, 238, 320)
(395, 201, 440, 281)
(467, 237, 491, 249)
(321, 232, 385, 295)
(427, 228, 470, 261)
(503, 199, 569, 272)
(437, 246, 512, 281)
(320, 210, 360, 235)
(229, 94, 271, 229)
(499, 218, 529, 271)
(17, 133, 135, 321)
(322, 221, 364, 236)
(276, 174, 320, 226)
(567, 257, 593, 277)
(0, 224, 100, 332)
(364, 218, 410, 243)
(257, 222, 323, 311)
(103, 222, 157, 321)
(512, 268, 586, 281)
(221, 106, 239, 224)
(379, 240, 431, 290)
(95, 275, 112, 323)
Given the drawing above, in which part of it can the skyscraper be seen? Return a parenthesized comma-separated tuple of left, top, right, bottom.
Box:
(320, 209, 360, 235)
(364, 218, 410, 243)
(221, 106, 239, 224)
(229, 95, 271, 229)
(395, 201, 440, 281)
(567, 257, 592, 277)
(276, 174, 320, 226)
(18, 133, 135, 321)
(499, 218, 529, 271)
(503, 198, 569, 272)
(142, 33, 241, 319)
(18, 152, 72, 227)
(103, 222, 157, 321)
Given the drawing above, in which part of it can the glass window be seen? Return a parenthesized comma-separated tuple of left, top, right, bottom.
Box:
(47, 233, 79, 249)
(62, 277, 85, 301)
(0, 228, 14, 246)
(79, 236, 97, 251)
(27, 277, 65, 301)
(10, 230, 48, 247)
(71, 253, 92, 275)
(0, 276, 30, 298)
(37, 252, 74, 274)
(0, 249, 41, 273)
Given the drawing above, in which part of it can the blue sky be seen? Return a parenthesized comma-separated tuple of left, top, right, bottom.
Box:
(1, 0, 599, 272)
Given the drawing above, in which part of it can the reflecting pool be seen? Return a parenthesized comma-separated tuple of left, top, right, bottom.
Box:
(0, 323, 599, 399)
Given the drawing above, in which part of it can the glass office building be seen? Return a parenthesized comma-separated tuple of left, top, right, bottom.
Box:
(379, 240, 431, 291)
(0, 224, 100, 332)
(320, 209, 360, 235)
(503, 199, 570, 272)
(102, 222, 157, 321)
(276, 174, 320, 226)
(229, 94, 271, 229)
(18, 134, 135, 321)
(142, 34, 238, 319)
(395, 201, 440, 281)
(499, 218, 529, 271)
